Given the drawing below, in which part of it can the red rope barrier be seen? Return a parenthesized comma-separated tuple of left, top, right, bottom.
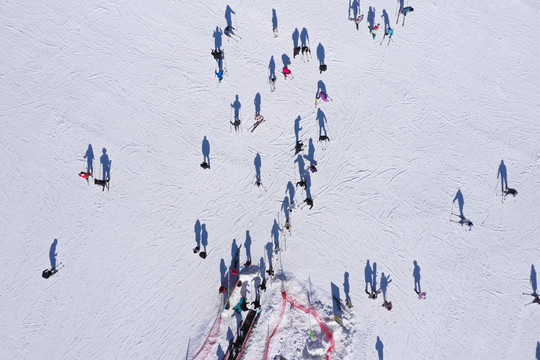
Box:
(263, 291, 335, 360)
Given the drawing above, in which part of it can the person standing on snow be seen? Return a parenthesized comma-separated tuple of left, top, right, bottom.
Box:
(215, 68, 224, 82)
(283, 66, 292, 79)
(370, 23, 380, 40)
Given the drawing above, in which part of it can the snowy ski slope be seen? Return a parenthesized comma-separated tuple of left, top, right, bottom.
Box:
(1, 0, 540, 359)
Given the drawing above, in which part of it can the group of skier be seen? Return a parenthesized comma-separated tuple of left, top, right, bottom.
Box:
(349, 5, 414, 44)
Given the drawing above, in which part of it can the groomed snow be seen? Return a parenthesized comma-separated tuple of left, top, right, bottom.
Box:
(1, 0, 539, 359)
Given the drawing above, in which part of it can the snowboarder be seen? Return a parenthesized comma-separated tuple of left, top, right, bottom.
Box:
(282, 66, 292, 79)
(370, 23, 380, 40)
(304, 197, 313, 209)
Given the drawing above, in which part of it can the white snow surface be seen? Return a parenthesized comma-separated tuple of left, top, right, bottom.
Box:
(1, 0, 540, 359)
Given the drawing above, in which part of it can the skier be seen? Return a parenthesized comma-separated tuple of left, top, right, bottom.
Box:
(382, 299, 393, 311)
(366, 289, 381, 299)
(503, 187, 518, 197)
(224, 25, 235, 38)
(79, 171, 91, 179)
(282, 66, 292, 79)
(308, 164, 317, 173)
(200, 162, 210, 169)
(319, 134, 330, 141)
(295, 140, 305, 155)
(304, 197, 313, 209)
(269, 76, 276, 91)
(293, 46, 301, 58)
(94, 178, 109, 191)
(284, 219, 291, 231)
(370, 23, 380, 40)
(455, 215, 473, 230)
(233, 297, 247, 313)
(296, 180, 306, 188)
(316, 90, 330, 106)
(259, 278, 267, 291)
(349, 15, 363, 30)
(193, 246, 200, 253)
(252, 295, 261, 309)
(387, 27, 394, 39)
(211, 49, 223, 61)
(398, 6, 414, 26)
(319, 64, 327, 74)
(402, 6, 414, 16)
(215, 68, 224, 83)
(301, 46, 311, 60)
(42, 268, 58, 279)
(524, 293, 540, 305)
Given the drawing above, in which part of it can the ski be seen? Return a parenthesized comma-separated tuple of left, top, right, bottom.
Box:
(250, 118, 265, 133)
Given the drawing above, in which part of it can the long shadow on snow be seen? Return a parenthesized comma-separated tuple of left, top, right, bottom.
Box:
(84, 144, 94, 174)
(413, 260, 422, 293)
(365, 260, 373, 293)
(376, 336, 384, 360)
(303, 138, 317, 166)
(497, 160, 508, 194)
(213, 27, 223, 50)
(49, 239, 58, 269)
(254, 93, 261, 116)
(268, 56, 276, 82)
(317, 43, 325, 66)
(367, 6, 375, 29)
(531, 264, 538, 294)
(254, 152, 262, 185)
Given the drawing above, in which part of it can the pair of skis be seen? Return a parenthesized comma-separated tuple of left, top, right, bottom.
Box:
(396, 10, 407, 26)
(380, 34, 393, 45)
(249, 116, 265, 133)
